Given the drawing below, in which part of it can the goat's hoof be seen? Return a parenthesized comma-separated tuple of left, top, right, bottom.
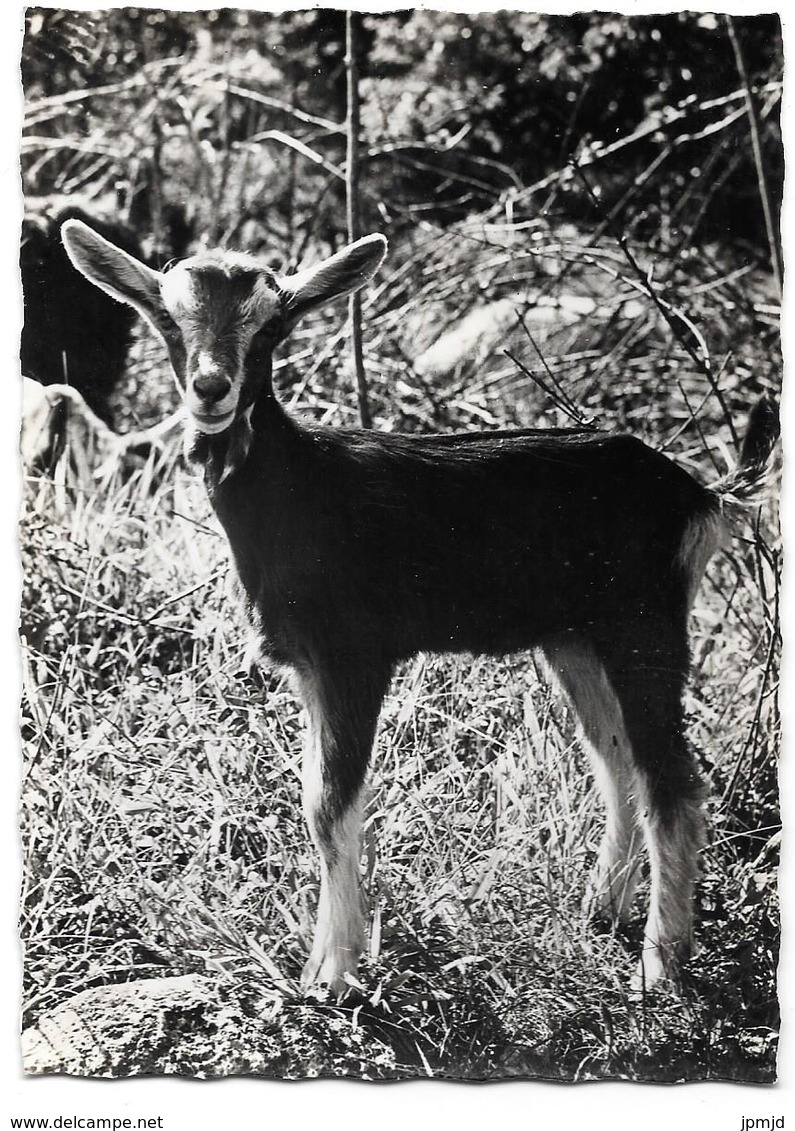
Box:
(584, 891, 632, 932)
(629, 944, 686, 998)
(300, 954, 355, 1000)
(583, 868, 638, 926)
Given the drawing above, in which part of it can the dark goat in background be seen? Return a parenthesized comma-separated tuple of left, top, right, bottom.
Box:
(62, 218, 779, 997)
(21, 207, 143, 423)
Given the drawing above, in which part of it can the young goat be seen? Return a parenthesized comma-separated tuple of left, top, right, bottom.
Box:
(61, 219, 778, 995)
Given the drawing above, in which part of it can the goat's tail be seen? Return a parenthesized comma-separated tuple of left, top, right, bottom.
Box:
(710, 396, 780, 521)
(677, 398, 778, 605)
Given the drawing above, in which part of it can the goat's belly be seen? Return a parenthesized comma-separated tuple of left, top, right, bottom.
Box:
(227, 515, 689, 669)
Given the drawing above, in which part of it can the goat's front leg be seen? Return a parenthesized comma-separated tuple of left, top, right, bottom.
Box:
(295, 660, 389, 996)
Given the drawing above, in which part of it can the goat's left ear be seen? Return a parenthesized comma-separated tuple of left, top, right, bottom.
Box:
(61, 219, 165, 330)
(280, 234, 387, 323)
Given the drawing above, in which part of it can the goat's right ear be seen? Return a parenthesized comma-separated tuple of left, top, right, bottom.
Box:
(61, 219, 164, 326)
(280, 234, 387, 324)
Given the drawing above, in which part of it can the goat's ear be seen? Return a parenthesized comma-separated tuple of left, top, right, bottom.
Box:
(61, 219, 164, 325)
(280, 234, 387, 323)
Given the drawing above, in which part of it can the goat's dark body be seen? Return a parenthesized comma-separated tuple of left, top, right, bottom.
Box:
(213, 403, 712, 660)
(206, 395, 711, 827)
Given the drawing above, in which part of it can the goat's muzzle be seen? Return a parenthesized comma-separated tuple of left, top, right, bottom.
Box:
(193, 370, 232, 404)
(189, 364, 238, 433)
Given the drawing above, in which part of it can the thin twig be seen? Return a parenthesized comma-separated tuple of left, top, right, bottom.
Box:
(241, 131, 345, 181)
(504, 349, 593, 430)
(145, 567, 227, 621)
(675, 381, 721, 475)
(346, 11, 371, 429)
(512, 309, 595, 427)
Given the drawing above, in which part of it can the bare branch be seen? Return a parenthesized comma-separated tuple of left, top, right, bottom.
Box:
(346, 11, 371, 429)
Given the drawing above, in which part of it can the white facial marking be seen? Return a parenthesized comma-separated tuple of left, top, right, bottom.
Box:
(159, 267, 195, 320)
(189, 349, 237, 434)
(196, 351, 220, 377)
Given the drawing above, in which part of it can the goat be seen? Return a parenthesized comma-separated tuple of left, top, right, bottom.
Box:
(21, 375, 182, 488)
(21, 207, 143, 423)
(61, 217, 778, 996)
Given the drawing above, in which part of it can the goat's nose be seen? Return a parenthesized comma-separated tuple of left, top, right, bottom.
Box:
(193, 371, 232, 404)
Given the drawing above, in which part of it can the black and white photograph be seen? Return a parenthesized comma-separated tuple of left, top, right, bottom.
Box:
(13, 2, 784, 1105)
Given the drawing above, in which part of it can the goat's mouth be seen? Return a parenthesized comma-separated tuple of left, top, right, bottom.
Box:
(190, 408, 236, 435)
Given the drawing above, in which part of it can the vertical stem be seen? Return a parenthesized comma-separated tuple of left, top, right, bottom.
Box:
(210, 71, 233, 246)
(346, 10, 371, 428)
(726, 15, 783, 302)
(149, 105, 165, 257)
(139, 26, 164, 258)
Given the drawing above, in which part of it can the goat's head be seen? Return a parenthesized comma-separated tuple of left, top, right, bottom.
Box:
(61, 220, 387, 435)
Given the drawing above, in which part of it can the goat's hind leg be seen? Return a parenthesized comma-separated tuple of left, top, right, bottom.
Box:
(295, 658, 389, 996)
(603, 629, 706, 990)
(543, 639, 643, 925)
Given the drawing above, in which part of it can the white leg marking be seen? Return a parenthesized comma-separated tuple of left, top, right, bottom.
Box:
(634, 794, 705, 991)
(301, 795, 365, 995)
(298, 676, 366, 995)
(543, 641, 642, 923)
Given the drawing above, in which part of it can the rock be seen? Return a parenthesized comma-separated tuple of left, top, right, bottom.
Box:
(22, 974, 398, 1079)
